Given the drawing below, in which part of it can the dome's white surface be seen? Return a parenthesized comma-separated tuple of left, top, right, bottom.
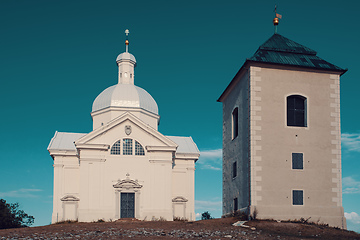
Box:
(92, 84, 158, 114)
(116, 52, 136, 63)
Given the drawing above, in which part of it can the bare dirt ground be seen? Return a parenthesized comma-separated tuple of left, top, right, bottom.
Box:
(0, 217, 359, 239)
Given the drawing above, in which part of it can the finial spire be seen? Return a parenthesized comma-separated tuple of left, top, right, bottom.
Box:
(125, 29, 130, 52)
(273, 5, 282, 34)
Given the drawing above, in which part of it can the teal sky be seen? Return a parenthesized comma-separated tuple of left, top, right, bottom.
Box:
(1, 0, 359, 232)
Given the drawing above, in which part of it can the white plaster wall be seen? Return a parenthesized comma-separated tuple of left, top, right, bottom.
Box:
(52, 116, 197, 223)
(52, 154, 80, 223)
(172, 159, 196, 221)
(77, 120, 175, 222)
(248, 65, 345, 228)
(221, 64, 345, 228)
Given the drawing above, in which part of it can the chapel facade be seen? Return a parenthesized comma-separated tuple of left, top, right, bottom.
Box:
(48, 33, 199, 223)
(218, 33, 347, 228)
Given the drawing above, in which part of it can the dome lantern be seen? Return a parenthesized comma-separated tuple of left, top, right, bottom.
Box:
(116, 29, 136, 85)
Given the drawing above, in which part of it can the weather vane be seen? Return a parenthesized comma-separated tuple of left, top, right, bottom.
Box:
(125, 29, 130, 52)
(273, 5, 282, 33)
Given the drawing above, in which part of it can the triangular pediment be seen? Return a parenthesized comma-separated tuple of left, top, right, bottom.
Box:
(75, 112, 177, 150)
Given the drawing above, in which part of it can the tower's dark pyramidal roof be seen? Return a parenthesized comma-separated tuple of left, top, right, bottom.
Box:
(249, 33, 346, 73)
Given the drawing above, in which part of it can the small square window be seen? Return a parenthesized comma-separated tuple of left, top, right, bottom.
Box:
(292, 153, 303, 169)
(293, 190, 303, 205)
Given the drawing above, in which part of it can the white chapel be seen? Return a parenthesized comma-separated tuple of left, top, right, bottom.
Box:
(48, 31, 199, 223)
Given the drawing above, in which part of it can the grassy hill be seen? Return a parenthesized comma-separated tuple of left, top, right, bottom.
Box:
(0, 217, 359, 239)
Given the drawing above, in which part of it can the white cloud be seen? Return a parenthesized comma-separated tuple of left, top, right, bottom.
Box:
(0, 188, 43, 198)
(195, 200, 222, 211)
(197, 149, 222, 171)
(343, 176, 360, 194)
(345, 212, 360, 224)
(200, 149, 222, 159)
(195, 213, 201, 218)
(200, 164, 221, 171)
(342, 133, 360, 152)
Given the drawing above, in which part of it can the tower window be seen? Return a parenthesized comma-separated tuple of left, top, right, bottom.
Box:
(234, 198, 238, 212)
(292, 153, 303, 169)
(292, 190, 303, 205)
(135, 141, 145, 155)
(287, 95, 307, 127)
(232, 107, 239, 139)
(123, 139, 133, 155)
(232, 162, 237, 178)
(110, 140, 121, 155)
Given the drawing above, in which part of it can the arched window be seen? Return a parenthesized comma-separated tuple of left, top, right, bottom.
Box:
(123, 138, 133, 155)
(110, 139, 145, 156)
(232, 107, 239, 139)
(135, 141, 145, 155)
(287, 95, 307, 127)
(110, 140, 121, 155)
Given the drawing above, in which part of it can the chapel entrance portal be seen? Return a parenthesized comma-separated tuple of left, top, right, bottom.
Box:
(121, 192, 135, 218)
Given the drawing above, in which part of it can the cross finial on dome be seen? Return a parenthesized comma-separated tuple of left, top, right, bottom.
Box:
(125, 29, 130, 52)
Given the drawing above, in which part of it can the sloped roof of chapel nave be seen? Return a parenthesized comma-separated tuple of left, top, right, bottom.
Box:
(48, 131, 198, 154)
(48, 131, 86, 151)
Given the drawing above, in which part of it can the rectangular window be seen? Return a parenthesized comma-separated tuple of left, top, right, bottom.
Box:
(123, 139, 133, 155)
(232, 108, 238, 139)
(232, 162, 237, 178)
(292, 190, 303, 205)
(292, 153, 303, 169)
(233, 198, 238, 212)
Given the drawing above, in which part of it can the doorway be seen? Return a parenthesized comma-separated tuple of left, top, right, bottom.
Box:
(121, 192, 135, 218)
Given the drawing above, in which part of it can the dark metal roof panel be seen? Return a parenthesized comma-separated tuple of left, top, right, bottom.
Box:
(249, 33, 346, 72)
(258, 33, 317, 55)
(249, 50, 344, 71)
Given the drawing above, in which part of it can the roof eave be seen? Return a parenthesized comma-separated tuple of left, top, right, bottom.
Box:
(217, 60, 250, 102)
(246, 60, 348, 76)
(217, 59, 347, 103)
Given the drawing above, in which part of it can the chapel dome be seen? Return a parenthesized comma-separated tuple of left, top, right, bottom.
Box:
(116, 52, 136, 64)
(92, 83, 158, 115)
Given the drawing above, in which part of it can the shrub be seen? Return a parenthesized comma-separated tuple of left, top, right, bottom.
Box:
(232, 210, 248, 221)
(173, 217, 188, 221)
(0, 199, 34, 229)
(55, 220, 78, 224)
(201, 211, 214, 220)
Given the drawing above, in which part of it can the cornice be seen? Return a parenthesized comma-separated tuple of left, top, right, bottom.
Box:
(146, 146, 177, 152)
(48, 149, 78, 158)
(79, 158, 106, 162)
(75, 144, 109, 150)
(174, 153, 200, 161)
